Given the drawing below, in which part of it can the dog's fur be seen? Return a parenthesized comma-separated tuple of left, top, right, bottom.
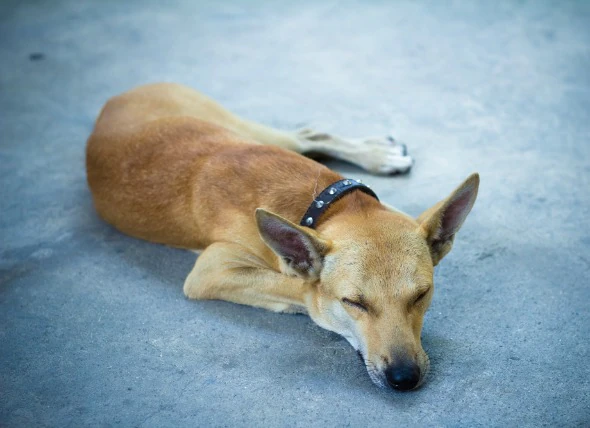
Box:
(86, 83, 479, 390)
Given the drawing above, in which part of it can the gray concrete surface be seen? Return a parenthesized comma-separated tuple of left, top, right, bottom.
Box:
(1, 0, 589, 426)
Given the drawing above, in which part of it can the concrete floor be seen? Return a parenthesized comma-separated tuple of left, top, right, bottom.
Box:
(1, 0, 589, 426)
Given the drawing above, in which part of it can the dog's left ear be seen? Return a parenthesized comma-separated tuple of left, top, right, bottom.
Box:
(256, 208, 330, 280)
(417, 173, 479, 265)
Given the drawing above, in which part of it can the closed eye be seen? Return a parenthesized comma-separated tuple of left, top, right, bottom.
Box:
(413, 288, 431, 306)
(342, 298, 368, 312)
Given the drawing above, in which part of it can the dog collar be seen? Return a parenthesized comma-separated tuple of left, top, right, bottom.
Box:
(300, 179, 379, 229)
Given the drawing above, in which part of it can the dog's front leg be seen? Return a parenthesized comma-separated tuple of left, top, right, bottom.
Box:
(183, 242, 310, 314)
(295, 128, 413, 175)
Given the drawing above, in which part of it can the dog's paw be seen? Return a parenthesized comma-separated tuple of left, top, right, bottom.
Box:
(356, 135, 414, 175)
(296, 128, 414, 175)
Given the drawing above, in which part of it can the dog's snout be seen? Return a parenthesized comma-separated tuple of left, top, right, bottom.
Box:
(385, 361, 421, 391)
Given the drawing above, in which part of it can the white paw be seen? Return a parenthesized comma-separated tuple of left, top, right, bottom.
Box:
(356, 135, 414, 175)
(296, 128, 414, 175)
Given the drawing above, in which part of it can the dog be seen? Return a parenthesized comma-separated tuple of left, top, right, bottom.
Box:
(86, 83, 479, 391)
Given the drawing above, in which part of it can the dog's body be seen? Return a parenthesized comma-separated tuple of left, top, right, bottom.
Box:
(87, 83, 479, 391)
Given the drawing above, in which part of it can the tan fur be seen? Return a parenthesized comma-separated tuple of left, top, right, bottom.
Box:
(86, 83, 479, 390)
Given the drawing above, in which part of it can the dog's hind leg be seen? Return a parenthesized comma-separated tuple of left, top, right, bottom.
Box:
(183, 242, 310, 314)
(144, 84, 413, 175)
(219, 116, 413, 175)
(292, 129, 413, 175)
(216, 110, 414, 175)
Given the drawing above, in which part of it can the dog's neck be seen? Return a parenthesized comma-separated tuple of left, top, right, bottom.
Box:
(299, 179, 379, 229)
(311, 189, 385, 233)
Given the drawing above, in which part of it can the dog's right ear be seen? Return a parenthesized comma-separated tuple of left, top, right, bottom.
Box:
(255, 208, 330, 280)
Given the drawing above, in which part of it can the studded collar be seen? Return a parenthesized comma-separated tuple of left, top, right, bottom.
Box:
(299, 179, 380, 229)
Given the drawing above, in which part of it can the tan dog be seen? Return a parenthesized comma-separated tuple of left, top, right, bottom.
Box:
(86, 83, 479, 391)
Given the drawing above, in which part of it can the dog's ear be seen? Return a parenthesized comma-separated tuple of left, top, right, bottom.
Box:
(417, 173, 479, 265)
(256, 208, 330, 280)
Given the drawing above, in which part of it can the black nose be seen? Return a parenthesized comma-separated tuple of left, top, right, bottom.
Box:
(385, 362, 421, 391)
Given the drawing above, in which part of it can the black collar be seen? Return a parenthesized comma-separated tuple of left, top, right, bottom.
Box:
(300, 179, 379, 229)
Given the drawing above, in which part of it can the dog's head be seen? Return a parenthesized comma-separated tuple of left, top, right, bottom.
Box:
(256, 173, 479, 391)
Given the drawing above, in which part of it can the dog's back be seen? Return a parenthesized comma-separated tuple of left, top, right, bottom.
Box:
(91, 83, 252, 136)
(86, 84, 341, 250)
